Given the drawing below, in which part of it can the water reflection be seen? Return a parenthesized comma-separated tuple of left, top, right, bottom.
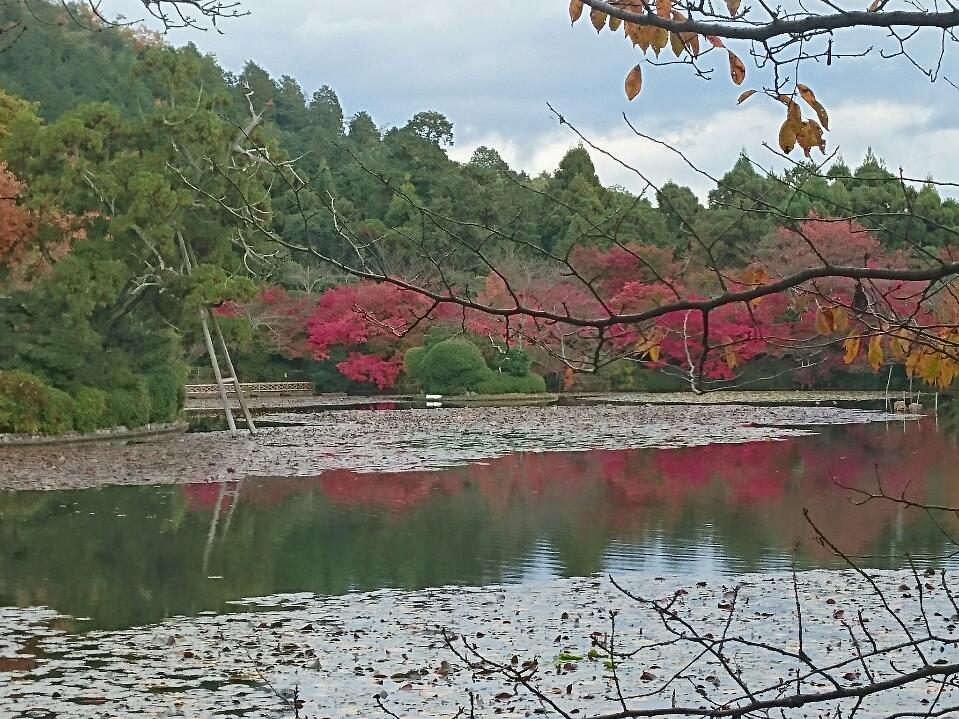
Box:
(1, 420, 957, 630)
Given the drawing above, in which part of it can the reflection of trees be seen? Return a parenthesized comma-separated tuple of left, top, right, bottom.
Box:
(0, 421, 956, 630)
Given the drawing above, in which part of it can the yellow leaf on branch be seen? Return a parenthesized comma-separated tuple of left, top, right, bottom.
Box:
(815, 309, 832, 336)
(867, 335, 884, 370)
(724, 338, 739, 369)
(843, 336, 861, 364)
(918, 352, 941, 384)
(937, 359, 957, 389)
(831, 307, 849, 333)
(651, 27, 669, 55)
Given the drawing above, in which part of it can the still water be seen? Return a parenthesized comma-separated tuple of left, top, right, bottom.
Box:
(1, 418, 957, 630)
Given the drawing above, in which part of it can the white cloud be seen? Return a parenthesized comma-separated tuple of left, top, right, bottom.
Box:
(131, 0, 959, 196)
(451, 98, 959, 200)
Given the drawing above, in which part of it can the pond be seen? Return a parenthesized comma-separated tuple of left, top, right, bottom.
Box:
(1, 404, 955, 632)
(2, 401, 959, 718)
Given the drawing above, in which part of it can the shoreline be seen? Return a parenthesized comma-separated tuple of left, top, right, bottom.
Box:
(0, 421, 187, 447)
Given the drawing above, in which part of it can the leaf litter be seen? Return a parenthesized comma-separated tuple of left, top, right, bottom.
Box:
(1, 570, 955, 718)
(0, 403, 917, 491)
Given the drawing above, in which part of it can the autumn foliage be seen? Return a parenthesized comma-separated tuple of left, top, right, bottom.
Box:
(227, 215, 957, 392)
(0, 163, 89, 288)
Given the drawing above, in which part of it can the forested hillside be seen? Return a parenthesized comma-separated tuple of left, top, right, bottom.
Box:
(1, 0, 958, 433)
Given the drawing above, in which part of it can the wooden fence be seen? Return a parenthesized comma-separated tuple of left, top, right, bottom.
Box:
(184, 381, 314, 398)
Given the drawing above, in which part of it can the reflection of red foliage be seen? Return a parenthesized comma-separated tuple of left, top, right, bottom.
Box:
(318, 470, 458, 510)
(183, 481, 240, 511)
(183, 421, 954, 560)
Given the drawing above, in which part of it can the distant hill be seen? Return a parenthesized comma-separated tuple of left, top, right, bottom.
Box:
(0, 0, 155, 119)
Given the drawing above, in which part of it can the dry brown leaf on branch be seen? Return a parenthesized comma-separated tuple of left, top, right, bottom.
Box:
(670, 30, 685, 56)
(796, 119, 826, 157)
(651, 26, 669, 54)
(637, 24, 659, 51)
(728, 51, 746, 84)
(797, 84, 830, 130)
(778, 119, 798, 153)
(590, 8, 607, 31)
(625, 64, 644, 99)
(569, 0, 584, 23)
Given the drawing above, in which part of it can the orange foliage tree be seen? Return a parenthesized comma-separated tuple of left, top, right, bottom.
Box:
(0, 163, 89, 290)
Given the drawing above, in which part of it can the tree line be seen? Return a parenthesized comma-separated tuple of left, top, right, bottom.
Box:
(1, 0, 958, 431)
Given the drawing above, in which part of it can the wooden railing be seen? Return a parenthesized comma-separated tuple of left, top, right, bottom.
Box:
(185, 381, 314, 398)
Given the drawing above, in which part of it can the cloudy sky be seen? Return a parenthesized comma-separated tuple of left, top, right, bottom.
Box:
(143, 1, 959, 197)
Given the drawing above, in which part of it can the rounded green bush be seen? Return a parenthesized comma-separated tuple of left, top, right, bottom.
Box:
(475, 371, 547, 395)
(423, 323, 462, 347)
(417, 338, 491, 395)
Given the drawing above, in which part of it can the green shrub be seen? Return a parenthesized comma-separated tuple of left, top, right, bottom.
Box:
(108, 379, 152, 429)
(475, 371, 547, 395)
(73, 387, 109, 433)
(403, 346, 428, 385)
(490, 347, 532, 377)
(0, 371, 51, 434)
(598, 360, 687, 392)
(43, 388, 76, 434)
(147, 364, 184, 423)
(423, 323, 463, 347)
(417, 338, 491, 394)
(0, 371, 77, 434)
